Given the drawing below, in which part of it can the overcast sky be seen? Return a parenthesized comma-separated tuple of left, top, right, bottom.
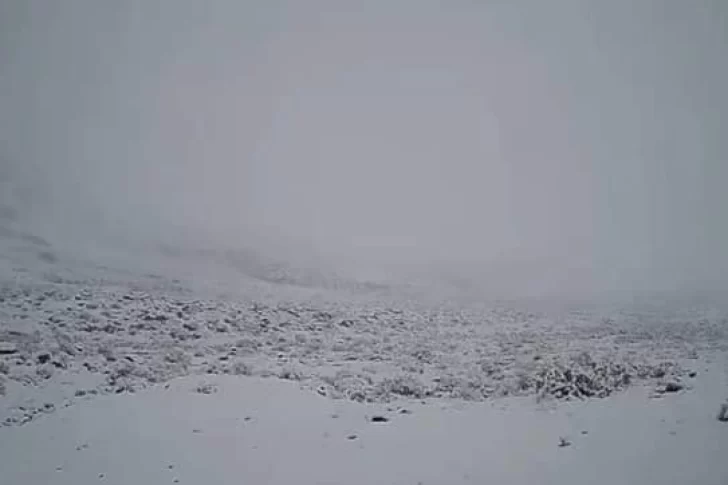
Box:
(1, 0, 726, 296)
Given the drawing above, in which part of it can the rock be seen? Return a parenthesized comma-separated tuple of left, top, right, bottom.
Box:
(195, 383, 217, 395)
(651, 368, 667, 379)
(0, 343, 18, 355)
(663, 382, 684, 393)
(717, 403, 728, 422)
(144, 313, 168, 322)
(558, 437, 572, 448)
(37, 352, 52, 364)
(369, 415, 389, 423)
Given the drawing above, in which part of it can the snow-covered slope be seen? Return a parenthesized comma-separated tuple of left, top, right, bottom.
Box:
(2, 358, 727, 485)
(1, 224, 728, 483)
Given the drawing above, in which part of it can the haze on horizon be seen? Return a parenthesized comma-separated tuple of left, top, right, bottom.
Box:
(1, 0, 727, 300)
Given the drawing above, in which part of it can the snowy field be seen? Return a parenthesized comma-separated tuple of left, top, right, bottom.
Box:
(3, 0, 728, 481)
(1, 232, 728, 484)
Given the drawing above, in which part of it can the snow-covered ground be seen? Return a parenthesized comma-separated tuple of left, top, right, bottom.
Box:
(2, 361, 728, 485)
(1, 227, 728, 483)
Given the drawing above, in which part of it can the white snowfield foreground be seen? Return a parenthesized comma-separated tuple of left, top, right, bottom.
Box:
(1, 357, 727, 485)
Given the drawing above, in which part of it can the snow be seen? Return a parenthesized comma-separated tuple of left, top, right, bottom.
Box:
(1, 360, 727, 485)
(1, 226, 728, 484)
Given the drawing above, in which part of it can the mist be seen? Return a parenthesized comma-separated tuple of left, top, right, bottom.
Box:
(1, 0, 727, 300)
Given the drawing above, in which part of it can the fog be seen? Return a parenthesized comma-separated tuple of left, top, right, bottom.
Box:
(1, 0, 727, 300)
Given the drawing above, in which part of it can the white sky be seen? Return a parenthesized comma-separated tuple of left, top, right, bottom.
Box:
(1, 0, 726, 296)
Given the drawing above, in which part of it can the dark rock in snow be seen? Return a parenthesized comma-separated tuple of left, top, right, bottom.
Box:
(651, 368, 667, 379)
(663, 382, 684, 393)
(0, 343, 18, 355)
(37, 352, 52, 364)
(195, 383, 217, 395)
(717, 403, 728, 422)
(144, 313, 168, 322)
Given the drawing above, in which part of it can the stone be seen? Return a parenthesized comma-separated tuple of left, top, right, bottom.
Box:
(0, 343, 18, 355)
(37, 352, 52, 364)
(718, 403, 728, 422)
(663, 382, 683, 393)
